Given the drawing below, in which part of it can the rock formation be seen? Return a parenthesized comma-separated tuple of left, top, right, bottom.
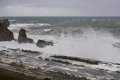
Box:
(36, 40, 53, 48)
(0, 19, 14, 41)
(18, 29, 34, 43)
(2, 19, 10, 28)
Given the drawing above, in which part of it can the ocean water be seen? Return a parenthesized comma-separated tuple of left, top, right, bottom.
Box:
(1, 17, 120, 63)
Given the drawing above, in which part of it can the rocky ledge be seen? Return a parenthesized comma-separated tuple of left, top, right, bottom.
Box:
(0, 62, 88, 80)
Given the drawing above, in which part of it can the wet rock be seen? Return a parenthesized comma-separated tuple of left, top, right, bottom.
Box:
(52, 59, 71, 65)
(26, 38, 34, 43)
(51, 55, 100, 65)
(38, 57, 43, 60)
(116, 71, 120, 73)
(36, 40, 53, 48)
(43, 77, 52, 80)
(2, 19, 10, 28)
(45, 58, 50, 61)
(18, 29, 34, 43)
(46, 71, 88, 80)
(21, 49, 41, 54)
(0, 19, 14, 41)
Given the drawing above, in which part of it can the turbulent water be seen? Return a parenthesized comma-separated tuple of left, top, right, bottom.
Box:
(2, 17, 120, 63)
(0, 17, 120, 79)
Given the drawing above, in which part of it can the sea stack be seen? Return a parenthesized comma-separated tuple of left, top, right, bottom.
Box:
(0, 19, 14, 41)
(18, 29, 34, 43)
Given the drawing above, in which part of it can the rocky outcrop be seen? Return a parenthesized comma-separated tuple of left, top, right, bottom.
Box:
(0, 19, 14, 41)
(2, 19, 10, 28)
(36, 40, 53, 48)
(18, 29, 34, 43)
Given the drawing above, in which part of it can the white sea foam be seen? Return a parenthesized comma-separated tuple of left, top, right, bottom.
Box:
(42, 30, 120, 63)
(91, 19, 97, 21)
(43, 29, 52, 32)
(90, 63, 120, 71)
(9, 23, 51, 30)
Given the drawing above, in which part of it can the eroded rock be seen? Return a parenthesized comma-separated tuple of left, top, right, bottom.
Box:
(0, 19, 14, 41)
(2, 19, 10, 28)
(18, 29, 34, 43)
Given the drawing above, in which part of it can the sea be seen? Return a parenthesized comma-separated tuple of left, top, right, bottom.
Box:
(0, 17, 120, 79)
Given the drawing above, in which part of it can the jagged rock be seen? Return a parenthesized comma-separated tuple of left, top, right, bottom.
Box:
(36, 40, 53, 48)
(51, 55, 100, 65)
(18, 29, 34, 43)
(2, 19, 10, 28)
(0, 19, 14, 41)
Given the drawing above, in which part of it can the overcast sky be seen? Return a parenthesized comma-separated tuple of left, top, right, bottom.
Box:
(0, 0, 120, 16)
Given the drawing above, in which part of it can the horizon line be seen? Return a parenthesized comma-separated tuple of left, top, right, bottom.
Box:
(0, 16, 120, 17)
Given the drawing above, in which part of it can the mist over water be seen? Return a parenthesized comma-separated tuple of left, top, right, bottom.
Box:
(42, 27, 120, 63)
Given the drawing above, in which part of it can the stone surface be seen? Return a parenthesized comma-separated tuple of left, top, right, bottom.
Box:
(18, 29, 34, 43)
(0, 19, 14, 41)
(2, 19, 10, 28)
(36, 40, 53, 48)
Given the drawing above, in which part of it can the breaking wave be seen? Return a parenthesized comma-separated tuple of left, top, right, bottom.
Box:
(9, 23, 51, 30)
(0, 27, 120, 63)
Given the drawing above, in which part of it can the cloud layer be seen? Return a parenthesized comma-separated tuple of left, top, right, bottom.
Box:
(0, 0, 119, 16)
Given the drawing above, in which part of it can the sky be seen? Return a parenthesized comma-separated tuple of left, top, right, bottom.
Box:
(0, 0, 120, 16)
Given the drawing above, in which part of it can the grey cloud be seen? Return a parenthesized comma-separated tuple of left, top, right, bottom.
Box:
(0, 0, 119, 16)
(0, 0, 80, 8)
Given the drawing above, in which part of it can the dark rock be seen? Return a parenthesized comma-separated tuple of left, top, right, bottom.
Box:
(51, 55, 100, 65)
(52, 59, 71, 65)
(21, 49, 41, 54)
(43, 77, 52, 80)
(18, 29, 27, 43)
(116, 71, 120, 73)
(38, 57, 43, 60)
(0, 19, 14, 41)
(18, 29, 34, 43)
(36, 40, 53, 48)
(25, 38, 34, 43)
(2, 19, 10, 28)
(45, 58, 50, 61)
(0, 67, 41, 80)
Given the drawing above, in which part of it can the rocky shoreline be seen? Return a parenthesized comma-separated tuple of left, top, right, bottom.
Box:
(0, 60, 88, 80)
(0, 19, 53, 48)
(0, 48, 120, 80)
(0, 19, 88, 80)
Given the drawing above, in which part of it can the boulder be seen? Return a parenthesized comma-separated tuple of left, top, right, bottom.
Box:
(36, 40, 53, 48)
(18, 29, 34, 43)
(0, 19, 14, 41)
